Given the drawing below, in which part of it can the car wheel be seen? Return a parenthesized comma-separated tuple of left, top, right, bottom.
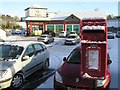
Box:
(106, 82, 110, 90)
(11, 73, 24, 89)
(43, 60, 49, 70)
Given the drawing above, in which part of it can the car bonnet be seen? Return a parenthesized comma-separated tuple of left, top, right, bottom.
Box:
(0, 61, 15, 70)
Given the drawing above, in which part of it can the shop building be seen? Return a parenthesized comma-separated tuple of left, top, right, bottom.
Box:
(24, 4, 106, 35)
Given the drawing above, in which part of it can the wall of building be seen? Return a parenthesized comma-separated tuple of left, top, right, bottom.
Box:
(25, 8, 47, 17)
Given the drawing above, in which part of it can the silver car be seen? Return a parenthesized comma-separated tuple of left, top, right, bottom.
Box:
(0, 41, 49, 89)
(64, 34, 80, 45)
(37, 34, 54, 44)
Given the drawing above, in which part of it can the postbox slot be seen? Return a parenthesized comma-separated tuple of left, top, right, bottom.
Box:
(82, 30, 104, 33)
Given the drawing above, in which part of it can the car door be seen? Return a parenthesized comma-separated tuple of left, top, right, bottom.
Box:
(33, 43, 46, 70)
(21, 44, 36, 76)
(49, 35, 53, 42)
(76, 35, 80, 43)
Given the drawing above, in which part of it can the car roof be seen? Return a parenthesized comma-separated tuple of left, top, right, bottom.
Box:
(74, 46, 81, 50)
(41, 34, 50, 36)
(68, 34, 78, 36)
(2, 41, 45, 48)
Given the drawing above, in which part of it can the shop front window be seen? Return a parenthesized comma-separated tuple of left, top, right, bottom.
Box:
(47, 25, 54, 32)
(73, 25, 79, 34)
(67, 25, 72, 33)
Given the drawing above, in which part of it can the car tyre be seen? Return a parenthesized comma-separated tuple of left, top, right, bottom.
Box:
(43, 60, 49, 70)
(47, 40, 50, 44)
(53, 39, 54, 42)
(105, 82, 110, 90)
(11, 73, 24, 89)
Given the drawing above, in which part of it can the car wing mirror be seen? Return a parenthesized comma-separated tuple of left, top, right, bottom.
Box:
(22, 55, 30, 61)
(108, 59, 112, 65)
(63, 57, 67, 61)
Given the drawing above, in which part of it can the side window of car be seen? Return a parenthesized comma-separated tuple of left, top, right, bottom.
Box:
(24, 45, 34, 57)
(34, 44, 43, 53)
(48, 35, 50, 38)
(49, 35, 52, 38)
(41, 44, 47, 50)
(67, 50, 81, 64)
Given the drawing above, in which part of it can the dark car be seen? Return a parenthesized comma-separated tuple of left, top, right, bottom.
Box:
(116, 31, 120, 38)
(107, 32, 114, 39)
(43, 30, 56, 37)
(54, 46, 112, 90)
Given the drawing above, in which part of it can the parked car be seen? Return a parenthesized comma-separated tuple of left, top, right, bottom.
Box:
(107, 32, 115, 39)
(43, 30, 56, 37)
(0, 38, 5, 42)
(54, 46, 112, 90)
(59, 31, 66, 38)
(0, 41, 49, 89)
(66, 31, 78, 37)
(37, 34, 54, 44)
(70, 31, 77, 35)
(12, 29, 22, 35)
(116, 31, 120, 38)
(64, 34, 80, 45)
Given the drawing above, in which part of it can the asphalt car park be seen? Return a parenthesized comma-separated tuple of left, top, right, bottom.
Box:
(1, 36, 119, 90)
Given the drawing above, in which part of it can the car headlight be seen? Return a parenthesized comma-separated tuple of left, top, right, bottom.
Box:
(97, 75, 109, 87)
(72, 40, 76, 42)
(0, 70, 7, 78)
(55, 71, 63, 83)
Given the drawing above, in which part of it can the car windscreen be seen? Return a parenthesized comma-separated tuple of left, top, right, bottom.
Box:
(67, 49, 80, 64)
(70, 32, 76, 34)
(60, 32, 64, 34)
(41, 36, 47, 38)
(67, 36, 76, 38)
(0, 45, 24, 60)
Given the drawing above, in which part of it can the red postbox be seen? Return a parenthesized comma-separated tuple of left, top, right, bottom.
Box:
(80, 18, 108, 80)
